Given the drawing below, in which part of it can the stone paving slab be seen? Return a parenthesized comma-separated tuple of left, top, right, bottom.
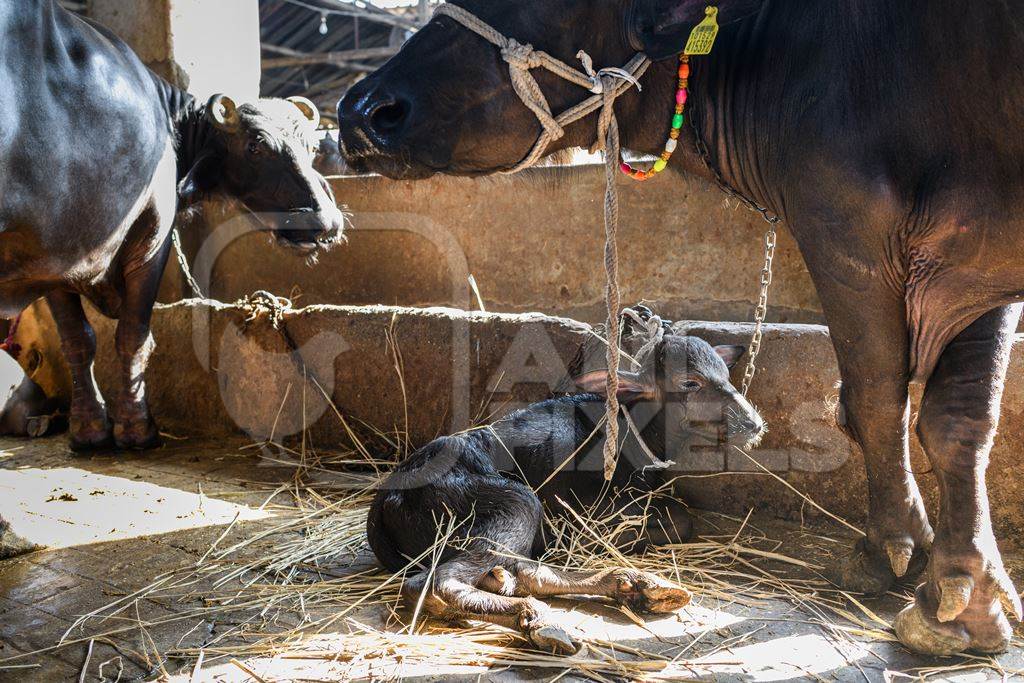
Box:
(0, 436, 1021, 682)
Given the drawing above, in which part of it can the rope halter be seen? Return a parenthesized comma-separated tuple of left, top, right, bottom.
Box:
(433, 3, 653, 480)
(433, 3, 651, 173)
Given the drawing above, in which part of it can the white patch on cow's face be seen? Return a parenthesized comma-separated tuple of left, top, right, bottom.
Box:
(213, 99, 348, 252)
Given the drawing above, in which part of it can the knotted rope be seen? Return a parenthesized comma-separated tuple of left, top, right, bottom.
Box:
(434, 4, 651, 480)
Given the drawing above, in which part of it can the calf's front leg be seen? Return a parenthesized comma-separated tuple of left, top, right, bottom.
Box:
(479, 561, 692, 614)
(894, 304, 1023, 655)
(402, 558, 581, 654)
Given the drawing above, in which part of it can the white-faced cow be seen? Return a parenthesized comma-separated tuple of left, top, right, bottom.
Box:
(337, 0, 1024, 658)
(0, 1, 346, 452)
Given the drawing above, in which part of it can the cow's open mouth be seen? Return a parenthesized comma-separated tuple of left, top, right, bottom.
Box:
(244, 208, 347, 253)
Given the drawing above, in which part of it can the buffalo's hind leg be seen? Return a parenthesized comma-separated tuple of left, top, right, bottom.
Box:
(47, 291, 112, 450)
(402, 557, 580, 654)
(894, 304, 1023, 655)
(479, 562, 692, 614)
(112, 198, 175, 450)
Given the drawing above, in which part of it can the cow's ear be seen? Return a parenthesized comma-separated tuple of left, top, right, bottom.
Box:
(287, 96, 321, 129)
(628, 0, 762, 61)
(178, 151, 221, 204)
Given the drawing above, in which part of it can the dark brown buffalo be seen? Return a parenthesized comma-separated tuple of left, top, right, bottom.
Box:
(1, 1, 346, 452)
(337, 0, 1024, 657)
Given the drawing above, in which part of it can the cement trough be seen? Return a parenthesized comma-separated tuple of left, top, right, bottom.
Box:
(12, 300, 1024, 543)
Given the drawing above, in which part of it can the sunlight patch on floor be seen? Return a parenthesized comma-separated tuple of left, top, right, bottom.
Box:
(687, 633, 868, 681)
(0, 467, 269, 549)
(553, 599, 747, 642)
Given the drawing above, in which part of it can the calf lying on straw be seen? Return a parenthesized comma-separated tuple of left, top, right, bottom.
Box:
(368, 308, 765, 653)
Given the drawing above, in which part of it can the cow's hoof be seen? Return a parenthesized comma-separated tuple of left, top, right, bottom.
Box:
(69, 417, 114, 452)
(612, 570, 692, 614)
(113, 417, 162, 450)
(826, 537, 927, 596)
(527, 624, 580, 655)
(894, 583, 1013, 655)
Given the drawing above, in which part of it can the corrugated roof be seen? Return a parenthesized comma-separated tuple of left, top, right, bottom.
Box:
(259, 0, 435, 122)
(58, 0, 434, 123)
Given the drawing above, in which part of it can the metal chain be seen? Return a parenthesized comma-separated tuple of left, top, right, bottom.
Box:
(687, 88, 781, 397)
(171, 228, 205, 299)
(741, 217, 779, 396)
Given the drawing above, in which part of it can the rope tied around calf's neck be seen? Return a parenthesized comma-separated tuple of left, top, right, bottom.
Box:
(434, 3, 651, 480)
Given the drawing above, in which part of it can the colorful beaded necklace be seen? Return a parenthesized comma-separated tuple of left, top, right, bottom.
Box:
(619, 54, 690, 181)
(620, 6, 719, 181)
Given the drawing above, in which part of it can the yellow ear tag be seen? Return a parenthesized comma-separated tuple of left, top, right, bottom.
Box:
(684, 6, 720, 56)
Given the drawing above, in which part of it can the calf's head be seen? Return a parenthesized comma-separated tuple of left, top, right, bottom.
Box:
(575, 332, 765, 455)
(336, 0, 761, 179)
(181, 95, 347, 252)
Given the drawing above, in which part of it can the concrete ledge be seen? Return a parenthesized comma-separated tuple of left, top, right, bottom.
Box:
(167, 166, 824, 326)
(13, 302, 1024, 542)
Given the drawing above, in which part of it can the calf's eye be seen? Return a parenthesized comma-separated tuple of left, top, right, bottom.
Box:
(681, 380, 702, 392)
(247, 141, 262, 156)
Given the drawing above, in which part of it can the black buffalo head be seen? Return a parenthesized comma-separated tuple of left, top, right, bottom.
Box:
(336, 0, 760, 179)
(181, 95, 347, 252)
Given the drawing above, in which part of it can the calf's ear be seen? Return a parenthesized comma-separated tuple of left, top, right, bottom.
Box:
(627, 0, 763, 60)
(574, 370, 655, 403)
(714, 345, 746, 369)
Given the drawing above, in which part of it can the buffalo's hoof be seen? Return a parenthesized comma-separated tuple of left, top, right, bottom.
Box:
(826, 537, 927, 596)
(611, 570, 692, 614)
(894, 583, 1014, 655)
(113, 416, 162, 451)
(69, 417, 114, 452)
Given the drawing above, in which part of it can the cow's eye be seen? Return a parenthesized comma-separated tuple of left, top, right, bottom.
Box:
(680, 380, 702, 393)
(247, 141, 262, 156)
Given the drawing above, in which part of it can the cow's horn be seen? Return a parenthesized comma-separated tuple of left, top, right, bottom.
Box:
(287, 96, 321, 128)
(208, 94, 240, 132)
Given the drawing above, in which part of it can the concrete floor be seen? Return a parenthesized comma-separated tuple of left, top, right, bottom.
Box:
(0, 436, 1021, 682)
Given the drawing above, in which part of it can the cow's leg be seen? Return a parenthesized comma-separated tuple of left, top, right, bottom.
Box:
(805, 269, 933, 594)
(894, 305, 1023, 655)
(479, 562, 692, 614)
(111, 198, 174, 450)
(111, 250, 169, 450)
(402, 559, 580, 654)
(47, 291, 112, 450)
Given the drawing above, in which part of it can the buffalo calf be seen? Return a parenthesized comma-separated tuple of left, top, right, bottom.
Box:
(368, 310, 764, 652)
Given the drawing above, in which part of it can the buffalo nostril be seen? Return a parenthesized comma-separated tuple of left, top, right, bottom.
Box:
(368, 98, 410, 136)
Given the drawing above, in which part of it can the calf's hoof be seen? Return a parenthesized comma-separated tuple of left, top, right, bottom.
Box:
(827, 537, 927, 596)
(611, 570, 692, 614)
(527, 624, 580, 655)
(894, 583, 1014, 656)
(69, 417, 114, 452)
(113, 416, 162, 450)
(519, 598, 580, 655)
